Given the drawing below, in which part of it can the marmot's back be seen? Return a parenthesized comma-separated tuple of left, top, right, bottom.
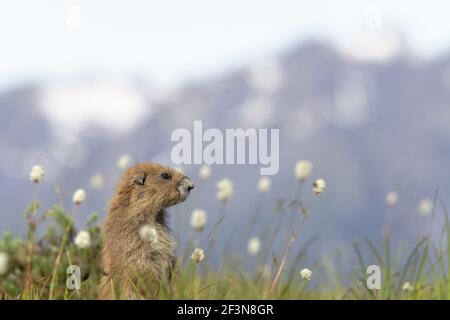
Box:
(98, 163, 194, 299)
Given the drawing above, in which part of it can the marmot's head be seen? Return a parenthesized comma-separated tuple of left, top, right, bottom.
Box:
(112, 163, 194, 216)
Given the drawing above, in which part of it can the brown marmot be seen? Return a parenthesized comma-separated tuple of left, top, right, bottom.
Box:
(98, 163, 194, 299)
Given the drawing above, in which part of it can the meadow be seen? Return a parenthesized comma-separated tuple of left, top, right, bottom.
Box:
(0, 159, 449, 300)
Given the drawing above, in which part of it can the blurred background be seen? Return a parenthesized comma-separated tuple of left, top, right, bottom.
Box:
(1, 0, 450, 263)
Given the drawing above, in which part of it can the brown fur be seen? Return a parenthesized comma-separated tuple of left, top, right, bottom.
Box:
(98, 163, 194, 299)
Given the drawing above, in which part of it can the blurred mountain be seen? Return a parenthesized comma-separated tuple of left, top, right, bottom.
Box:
(1, 41, 450, 259)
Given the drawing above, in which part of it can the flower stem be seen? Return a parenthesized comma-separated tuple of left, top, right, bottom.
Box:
(49, 226, 71, 299)
(269, 214, 307, 294)
(23, 184, 38, 298)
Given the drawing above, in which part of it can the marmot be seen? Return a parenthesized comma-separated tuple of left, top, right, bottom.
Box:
(98, 163, 194, 299)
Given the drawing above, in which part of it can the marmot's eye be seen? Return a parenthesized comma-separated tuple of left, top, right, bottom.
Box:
(161, 173, 171, 180)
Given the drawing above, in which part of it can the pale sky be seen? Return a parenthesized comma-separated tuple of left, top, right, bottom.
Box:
(1, 0, 450, 89)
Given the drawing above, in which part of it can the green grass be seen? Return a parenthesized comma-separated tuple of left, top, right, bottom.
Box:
(0, 179, 449, 300)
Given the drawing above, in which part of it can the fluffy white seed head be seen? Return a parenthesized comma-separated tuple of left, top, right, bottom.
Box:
(0, 252, 9, 275)
(295, 161, 313, 181)
(190, 209, 207, 231)
(418, 198, 433, 216)
(216, 178, 234, 202)
(385, 191, 399, 207)
(198, 165, 212, 180)
(300, 268, 312, 281)
(117, 154, 134, 170)
(247, 237, 262, 256)
(74, 231, 91, 249)
(313, 179, 326, 196)
(72, 189, 86, 205)
(139, 225, 158, 243)
(30, 165, 45, 183)
(90, 173, 105, 190)
(257, 177, 271, 194)
(191, 248, 205, 263)
(402, 281, 413, 291)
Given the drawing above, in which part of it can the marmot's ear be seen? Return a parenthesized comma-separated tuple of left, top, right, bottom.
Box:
(133, 172, 147, 185)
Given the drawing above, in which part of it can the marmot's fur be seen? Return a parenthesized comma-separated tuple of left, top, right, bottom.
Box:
(98, 163, 194, 299)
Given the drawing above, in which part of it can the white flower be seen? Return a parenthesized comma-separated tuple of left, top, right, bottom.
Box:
(0, 252, 9, 275)
(139, 225, 158, 243)
(29, 165, 45, 183)
(385, 191, 398, 207)
(72, 189, 86, 205)
(198, 165, 212, 180)
(300, 268, 312, 281)
(74, 231, 91, 249)
(294, 161, 313, 181)
(191, 248, 205, 263)
(257, 177, 271, 194)
(402, 281, 413, 291)
(313, 178, 326, 196)
(216, 178, 234, 202)
(418, 198, 433, 216)
(247, 237, 261, 255)
(174, 166, 184, 174)
(90, 173, 105, 190)
(117, 154, 134, 170)
(190, 209, 207, 231)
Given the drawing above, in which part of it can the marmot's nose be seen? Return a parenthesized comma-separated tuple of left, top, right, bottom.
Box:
(181, 178, 194, 193)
